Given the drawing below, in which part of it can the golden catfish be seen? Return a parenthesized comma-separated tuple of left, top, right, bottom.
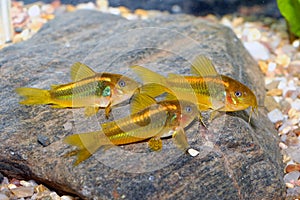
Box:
(130, 55, 258, 122)
(63, 94, 199, 165)
(16, 62, 139, 118)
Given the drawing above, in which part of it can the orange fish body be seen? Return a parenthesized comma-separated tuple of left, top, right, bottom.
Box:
(130, 55, 258, 121)
(64, 94, 199, 165)
(16, 62, 139, 117)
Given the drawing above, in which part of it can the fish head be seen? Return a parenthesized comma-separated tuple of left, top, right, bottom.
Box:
(112, 75, 140, 102)
(177, 100, 199, 127)
(223, 76, 258, 112)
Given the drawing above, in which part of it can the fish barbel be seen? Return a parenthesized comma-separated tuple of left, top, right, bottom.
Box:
(130, 55, 258, 122)
(63, 94, 199, 165)
(15, 62, 139, 117)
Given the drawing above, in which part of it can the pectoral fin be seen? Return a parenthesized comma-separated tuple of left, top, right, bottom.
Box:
(209, 106, 225, 122)
(172, 127, 200, 157)
(172, 127, 190, 152)
(71, 62, 96, 81)
(148, 137, 163, 151)
(85, 106, 100, 117)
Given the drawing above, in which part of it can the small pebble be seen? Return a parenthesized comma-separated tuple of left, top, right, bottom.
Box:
(50, 191, 61, 200)
(28, 5, 41, 17)
(243, 41, 270, 60)
(266, 88, 282, 96)
(35, 184, 49, 193)
(284, 171, 300, 183)
(267, 108, 284, 123)
(0, 193, 9, 200)
(279, 142, 288, 150)
(286, 182, 295, 188)
(7, 184, 17, 190)
(61, 195, 74, 200)
(267, 62, 277, 72)
(291, 99, 300, 111)
(10, 186, 34, 198)
(265, 80, 280, 90)
(188, 148, 200, 157)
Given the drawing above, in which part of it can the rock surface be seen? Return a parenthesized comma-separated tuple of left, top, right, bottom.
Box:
(0, 10, 285, 199)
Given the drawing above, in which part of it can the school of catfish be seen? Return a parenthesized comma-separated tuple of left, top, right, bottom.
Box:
(16, 55, 258, 165)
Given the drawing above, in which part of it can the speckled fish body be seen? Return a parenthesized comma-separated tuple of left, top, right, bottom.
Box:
(16, 62, 139, 117)
(130, 55, 258, 117)
(63, 94, 199, 165)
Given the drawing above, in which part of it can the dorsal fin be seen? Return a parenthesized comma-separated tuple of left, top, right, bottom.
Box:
(50, 84, 60, 90)
(130, 93, 157, 114)
(70, 62, 96, 81)
(190, 55, 218, 76)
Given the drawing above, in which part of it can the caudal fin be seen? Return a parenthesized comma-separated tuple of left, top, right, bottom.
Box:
(15, 87, 51, 105)
(63, 131, 111, 166)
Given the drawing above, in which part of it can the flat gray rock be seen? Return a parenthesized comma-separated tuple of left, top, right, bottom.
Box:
(0, 10, 285, 199)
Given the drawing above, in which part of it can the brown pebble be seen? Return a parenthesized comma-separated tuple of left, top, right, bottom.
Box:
(66, 5, 76, 12)
(35, 184, 49, 193)
(293, 127, 300, 136)
(258, 60, 268, 74)
(266, 88, 283, 96)
(10, 186, 34, 198)
(10, 178, 21, 186)
(134, 9, 148, 17)
(264, 96, 281, 112)
(285, 164, 300, 173)
(265, 80, 280, 90)
(288, 60, 300, 78)
(275, 120, 283, 130)
(119, 6, 131, 14)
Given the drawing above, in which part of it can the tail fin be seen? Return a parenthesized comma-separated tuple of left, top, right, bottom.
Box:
(15, 87, 51, 105)
(63, 131, 111, 166)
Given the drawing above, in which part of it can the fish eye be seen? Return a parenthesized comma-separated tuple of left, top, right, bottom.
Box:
(235, 91, 242, 97)
(118, 80, 126, 87)
(185, 106, 192, 113)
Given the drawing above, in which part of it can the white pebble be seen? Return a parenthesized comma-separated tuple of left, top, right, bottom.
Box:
(286, 182, 295, 188)
(61, 195, 74, 200)
(8, 184, 17, 189)
(20, 180, 32, 187)
(267, 108, 284, 123)
(77, 2, 96, 10)
(279, 142, 288, 149)
(277, 78, 287, 90)
(28, 5, 41, 17)
(188, 148, 200, 157)
(50, 192, 61, 200)
(291, 99, 300, 111)
(284, 171, 300, 183)
(287, 148, 300, 163)
(243, 41, 270, 60)
(293, 40, 300, 48)
(0, 194, 9, 200)
(268, 62, 277, 72)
